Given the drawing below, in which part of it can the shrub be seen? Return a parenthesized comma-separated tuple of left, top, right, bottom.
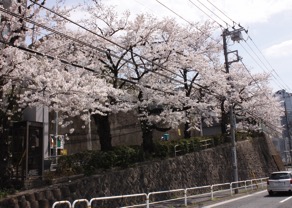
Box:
(54, 133, 246, 177)
(153, 141, 170, 158)
(113, 146, 142, 168)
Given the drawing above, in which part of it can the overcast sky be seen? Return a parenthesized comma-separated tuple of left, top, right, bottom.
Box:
(54, 0, 292, 92)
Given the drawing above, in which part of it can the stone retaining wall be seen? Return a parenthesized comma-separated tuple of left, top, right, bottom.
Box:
(0, 136, 283, 208)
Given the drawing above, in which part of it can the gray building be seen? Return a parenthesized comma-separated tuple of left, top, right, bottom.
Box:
(274, 89, 292, 164)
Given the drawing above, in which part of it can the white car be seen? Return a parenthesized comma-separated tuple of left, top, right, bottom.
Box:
(267, 171, 292, 196)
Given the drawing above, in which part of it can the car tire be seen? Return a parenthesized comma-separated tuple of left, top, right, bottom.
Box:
(268, 191, 274, 196)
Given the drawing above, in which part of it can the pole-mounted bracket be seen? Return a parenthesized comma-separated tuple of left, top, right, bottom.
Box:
(227, 50, 241, 65)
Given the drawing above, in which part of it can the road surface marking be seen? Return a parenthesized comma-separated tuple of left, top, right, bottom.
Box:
(280, 196, 292, 203)
(202, 190, 267, 208)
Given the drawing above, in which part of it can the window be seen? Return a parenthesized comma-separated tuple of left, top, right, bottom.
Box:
(270, 173, 291, 180)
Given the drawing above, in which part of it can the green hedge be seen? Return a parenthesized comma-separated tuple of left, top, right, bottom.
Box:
(55, 133, 251, 177)
(56, 145, 144, 176)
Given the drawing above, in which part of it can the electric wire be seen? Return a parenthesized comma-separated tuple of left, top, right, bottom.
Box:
(38, 0, 286, 132)
(239, 59, 277, 101)
(189, 0, 291, 92)
(0, 6, 189, 86)
(29, 0, 187, 82)
(1, 4, 228, 101)
(179, 0, 284, 133)
(239, 42, 287, 91)
(205, 0, 236, 26)
(0, 38, 178, 96)
(1, 2, 282, 134)
(155, 0, 194, 26)
(247, 35, 292, 91)
(189, 0, 225, 28)
(38, 0, 282, 134)
(175, 1, 282, 103)
(3, 36, 280, 134)
(201, 0, 291, 92)
(26, 0, 228, 96)
(240, 38, 291, 91)
(154, 0, 222, 45)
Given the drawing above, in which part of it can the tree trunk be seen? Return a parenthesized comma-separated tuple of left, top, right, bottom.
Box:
(221, 100, 228, 134)
(184, 122, 191, 139)
(92, 113, 112, 151)
(0, 117, 12, 189)
(140, 120, 154, 153)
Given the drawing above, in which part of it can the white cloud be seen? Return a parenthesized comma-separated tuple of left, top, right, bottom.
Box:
(220, 0, 292, 24)
(264, 40, 292, 58)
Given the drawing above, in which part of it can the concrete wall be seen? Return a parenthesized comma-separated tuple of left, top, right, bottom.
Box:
(49, 111, 219, 155)
(0, 136, 283, 208)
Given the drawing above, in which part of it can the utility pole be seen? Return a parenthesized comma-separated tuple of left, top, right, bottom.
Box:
(222, 27, 245, 193)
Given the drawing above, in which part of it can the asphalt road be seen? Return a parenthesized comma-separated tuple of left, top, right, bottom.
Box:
(202, 190, 292, 208)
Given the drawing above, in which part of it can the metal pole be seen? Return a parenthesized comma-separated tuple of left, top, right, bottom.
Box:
(55, 111, 58, 164)
(87, 112, 92, 150)
(223, 29, 239, 193)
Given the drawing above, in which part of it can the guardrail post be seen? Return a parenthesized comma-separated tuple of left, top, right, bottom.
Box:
(184, 189, 187, 206)
(211, 185, 214, 200)
(72, 199, 90, 208)
(146, 193, 150, 208)
(52, 200, 72, 208)
(230, 183, 233, 196)
(174, 145, 179, 157)
(244, 181, 247, 193)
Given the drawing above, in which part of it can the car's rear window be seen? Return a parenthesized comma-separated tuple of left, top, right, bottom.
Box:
(270, 173, 291, 179)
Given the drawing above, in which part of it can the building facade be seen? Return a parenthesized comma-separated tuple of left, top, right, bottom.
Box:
(274, 89, 292, 164)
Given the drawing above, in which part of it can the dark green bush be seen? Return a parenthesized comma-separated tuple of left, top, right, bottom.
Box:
(98, 151, 118, 169)
(153, 141, 170, 158)
(57, 150, 93, 175)
(113, 146, 142, 168)
(213, 134, 225, 145)
(55, 133, 248, 177)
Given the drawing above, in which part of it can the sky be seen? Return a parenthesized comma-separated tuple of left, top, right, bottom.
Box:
(50, 0, 292, 92)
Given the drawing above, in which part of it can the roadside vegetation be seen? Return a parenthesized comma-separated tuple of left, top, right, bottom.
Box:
(48, 131, 262, 181)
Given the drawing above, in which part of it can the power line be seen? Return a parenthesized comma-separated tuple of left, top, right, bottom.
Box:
(204, 0, 291, 91)
(186, 2, 281, 97)
(247, 35, 292, 91)
(239, 59, 278, 102)
(188, 0, 292, 92)
(0, 38, 178, 96)
(239, 42, 287, 91)
(0, 6, 189, 86)
(27, 0, 229, 96)
(153, 0, 222, 45)
(3, 35, 282, 136)
(189, 0, 225, 28)
(1, 2, 282, 134)
(155, 0, 194, 26)
(205, 0, 236, 26)
(29, 0, 188, 81)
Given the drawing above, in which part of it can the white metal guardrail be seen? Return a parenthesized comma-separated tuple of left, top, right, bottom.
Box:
(52, 177, 268, 208)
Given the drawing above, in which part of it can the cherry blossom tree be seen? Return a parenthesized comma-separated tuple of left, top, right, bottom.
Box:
(0, 0, 283, 171)
(0, 0, 29, 188)
(225, 63, 283, 133)
(0, 0, 124, 185)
